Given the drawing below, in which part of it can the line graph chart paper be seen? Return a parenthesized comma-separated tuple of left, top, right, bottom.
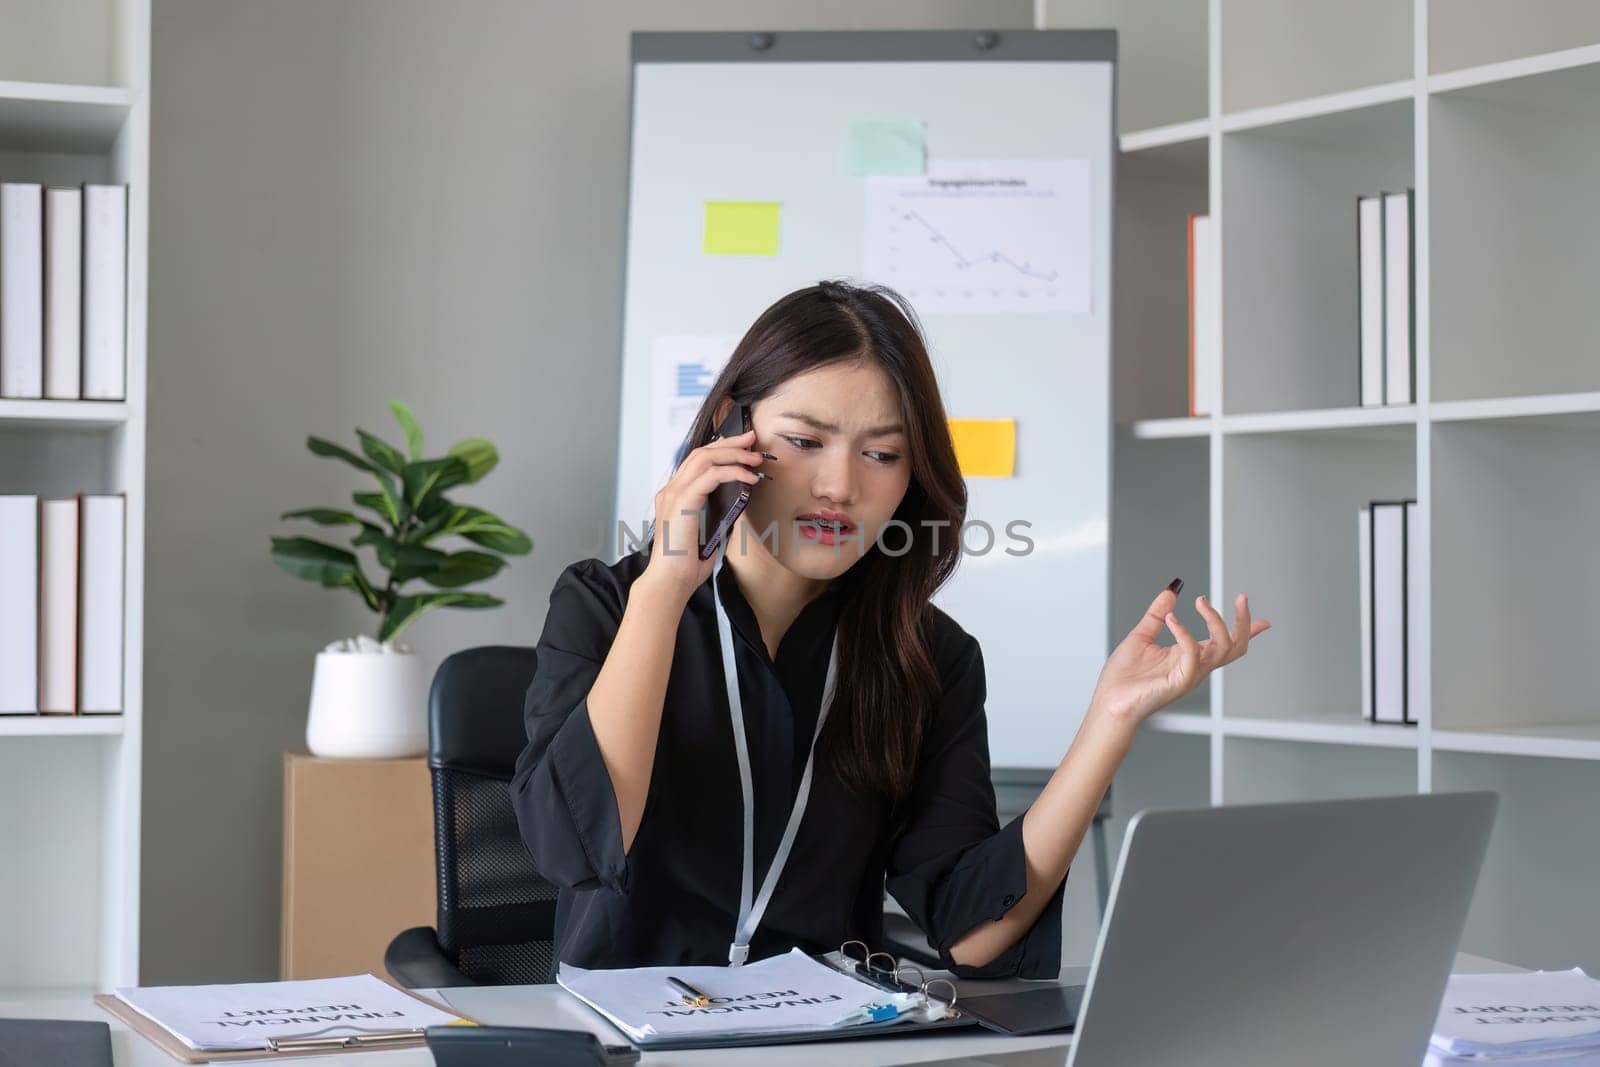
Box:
(862, 159, 1091, 314)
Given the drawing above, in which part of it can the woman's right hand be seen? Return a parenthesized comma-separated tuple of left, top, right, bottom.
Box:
(642, 428, 767, 601)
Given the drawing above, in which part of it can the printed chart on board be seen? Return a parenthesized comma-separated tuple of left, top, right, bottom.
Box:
(863, 159, 1091, 315)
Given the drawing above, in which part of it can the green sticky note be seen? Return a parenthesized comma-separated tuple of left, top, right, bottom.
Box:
(702, 201, 782, 256)
(846, 120, 926, 176)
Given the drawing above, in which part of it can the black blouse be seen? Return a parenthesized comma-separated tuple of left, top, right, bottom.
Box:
(509, 546, 1065, 978)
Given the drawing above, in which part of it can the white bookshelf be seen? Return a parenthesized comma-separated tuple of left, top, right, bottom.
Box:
(1103, 0, 1600, 974)
(0, 0, 148, 993)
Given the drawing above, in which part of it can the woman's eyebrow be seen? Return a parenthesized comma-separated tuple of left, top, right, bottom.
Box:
(778, 410, 905, 437)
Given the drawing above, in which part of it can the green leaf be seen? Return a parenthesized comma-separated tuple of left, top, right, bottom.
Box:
(402, 456, 472, 512)
(307, 435, 381, 477)
(379, 591, 502, 643)
(353, 490, 402, 527)
(389, 401, 425, 461)
(447, 437, 498, 482)
(357, 429, 408, 477)
(388, 543, 449, 583)
(410, 504, 532, 554)
(279, 507, 384, 537)
(423, 550, 506, 588)
(270, 536, 359, 587)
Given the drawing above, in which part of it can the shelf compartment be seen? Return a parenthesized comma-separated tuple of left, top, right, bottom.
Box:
(1431, 415, 1600, 734)
(1220, 0, 1412, 114)
(1222, 736, 1417, 804)
(1221, 98, 1413, 416)
(0, 717, 125, 737)
(1112, 432, 1212, 712)
(0, 80, 133, 153)
(1146, 705, 1213, 736)
(1222, 405, 1417, 437)
(1433, 724, 1600, 762)
(0, 400, 131, 429)
(1432, 391, 1600, 426)
(1431, 60, 1600, 402)
(1108, 729, 1211, 853)
(0, 427, 124, 496)
(1430, 5, 1600, 78)
(1115, 136, 1207, 424)
(1221, 715, 1418, 749)
(1435, 751, 1600, 973)
(1221, 426, 1415, 722)
(0, 736, 112, 990)
(1120, 118, 1209, 154)
(1127, 416, 1212, 440)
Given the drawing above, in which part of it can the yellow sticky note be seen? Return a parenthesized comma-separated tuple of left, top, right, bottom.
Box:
(703, 201, 781, 256)
(949, 419, 1016, 478)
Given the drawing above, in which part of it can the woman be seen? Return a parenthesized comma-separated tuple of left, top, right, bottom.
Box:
(510, 280, 1269, 978)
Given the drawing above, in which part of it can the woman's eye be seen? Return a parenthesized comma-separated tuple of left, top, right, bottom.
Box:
(867, 451, 901, 464)
(781, 435, 820, 451)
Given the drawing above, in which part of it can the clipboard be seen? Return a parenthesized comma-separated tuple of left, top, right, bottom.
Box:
(93, 984, 476, 1063)
(561, 941, 978, 1053)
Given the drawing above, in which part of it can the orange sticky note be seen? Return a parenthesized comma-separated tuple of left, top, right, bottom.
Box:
(949, 419, 1016, 478)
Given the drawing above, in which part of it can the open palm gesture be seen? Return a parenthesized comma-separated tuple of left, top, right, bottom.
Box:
(1089, 580, 1271, 724)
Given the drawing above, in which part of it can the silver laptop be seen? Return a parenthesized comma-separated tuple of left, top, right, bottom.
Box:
(1066, 791, 1497, 1067)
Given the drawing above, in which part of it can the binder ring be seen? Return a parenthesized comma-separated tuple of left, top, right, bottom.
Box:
(841, 939, 870, 965)
(865, 951, 898, 978)
(896, 963, 926, 989)
(923, 978, 958, 1006)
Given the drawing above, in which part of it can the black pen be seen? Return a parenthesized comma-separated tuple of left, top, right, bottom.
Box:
(667, 976, 711, 1008)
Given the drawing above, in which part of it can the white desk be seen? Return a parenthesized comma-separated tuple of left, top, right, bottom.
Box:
(0, 954, 1519, 1067)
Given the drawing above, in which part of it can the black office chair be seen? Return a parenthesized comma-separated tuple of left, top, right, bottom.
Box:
(385, 646, 559, 988)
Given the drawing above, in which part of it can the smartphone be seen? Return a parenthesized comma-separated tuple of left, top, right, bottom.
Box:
(699, 403, 755, 561)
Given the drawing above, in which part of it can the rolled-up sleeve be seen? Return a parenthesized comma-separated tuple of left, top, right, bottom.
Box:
(509, 561, 631, 894)
(884, 634, 1066, 979)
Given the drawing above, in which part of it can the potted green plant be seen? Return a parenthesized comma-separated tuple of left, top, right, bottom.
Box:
(271, 401, 532, 758)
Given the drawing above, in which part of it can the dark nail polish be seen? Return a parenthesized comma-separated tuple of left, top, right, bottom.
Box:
(760, 452, 779, 461)
(1167, 577, 1184, 596)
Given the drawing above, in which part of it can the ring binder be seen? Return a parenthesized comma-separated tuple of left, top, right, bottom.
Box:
(838, 940, 960, 1011)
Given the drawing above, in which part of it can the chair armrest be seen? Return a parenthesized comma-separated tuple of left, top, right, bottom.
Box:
(385, 926, 481, 989)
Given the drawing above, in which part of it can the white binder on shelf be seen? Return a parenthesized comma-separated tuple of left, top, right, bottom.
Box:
(1357, 195, 1384, 407)
(78, 493, 126, 714)
(1358, 504, 1373, 721)
(1188, 213, 1218, 418)
(40, 497, 81, 714)
(83, 184, 128, 402)
(1, 182, 45, 399)
(45, 187, 84, 400)
(1405, 500, 1422, 727)
(1382, 190, 1414, 405)
(1, 495, 41, 714)
(1370, 500, 1409, 725)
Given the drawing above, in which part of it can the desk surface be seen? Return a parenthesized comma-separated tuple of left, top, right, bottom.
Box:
(0, 954, 1519, 1067)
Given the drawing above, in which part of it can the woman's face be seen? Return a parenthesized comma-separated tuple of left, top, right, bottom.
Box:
(735, 359, 913, 582)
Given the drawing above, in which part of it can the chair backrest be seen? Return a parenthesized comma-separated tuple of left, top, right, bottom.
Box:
(428, 645, 558, 984)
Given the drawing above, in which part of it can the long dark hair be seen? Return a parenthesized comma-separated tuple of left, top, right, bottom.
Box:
(678, 280, 967, 803)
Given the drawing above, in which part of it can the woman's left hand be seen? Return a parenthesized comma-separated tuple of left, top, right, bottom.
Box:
(1088, 581, 1271, 725)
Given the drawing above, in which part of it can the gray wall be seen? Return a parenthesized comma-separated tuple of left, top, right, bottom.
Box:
(144, 0, 1037, 985)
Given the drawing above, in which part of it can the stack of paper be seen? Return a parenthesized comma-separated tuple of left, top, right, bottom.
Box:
(1428, 969, 1600, 1064)
(558, 947, 899, 1044)
(113, 974, 465, 1052)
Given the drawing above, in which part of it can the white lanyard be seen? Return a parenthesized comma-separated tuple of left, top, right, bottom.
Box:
(712, 545, 840, 966)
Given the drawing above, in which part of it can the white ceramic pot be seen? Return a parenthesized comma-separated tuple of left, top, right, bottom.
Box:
(305, 643, 430, 759)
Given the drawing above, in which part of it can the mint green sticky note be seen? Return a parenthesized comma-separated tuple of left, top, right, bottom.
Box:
(846, 120, 926, 176)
